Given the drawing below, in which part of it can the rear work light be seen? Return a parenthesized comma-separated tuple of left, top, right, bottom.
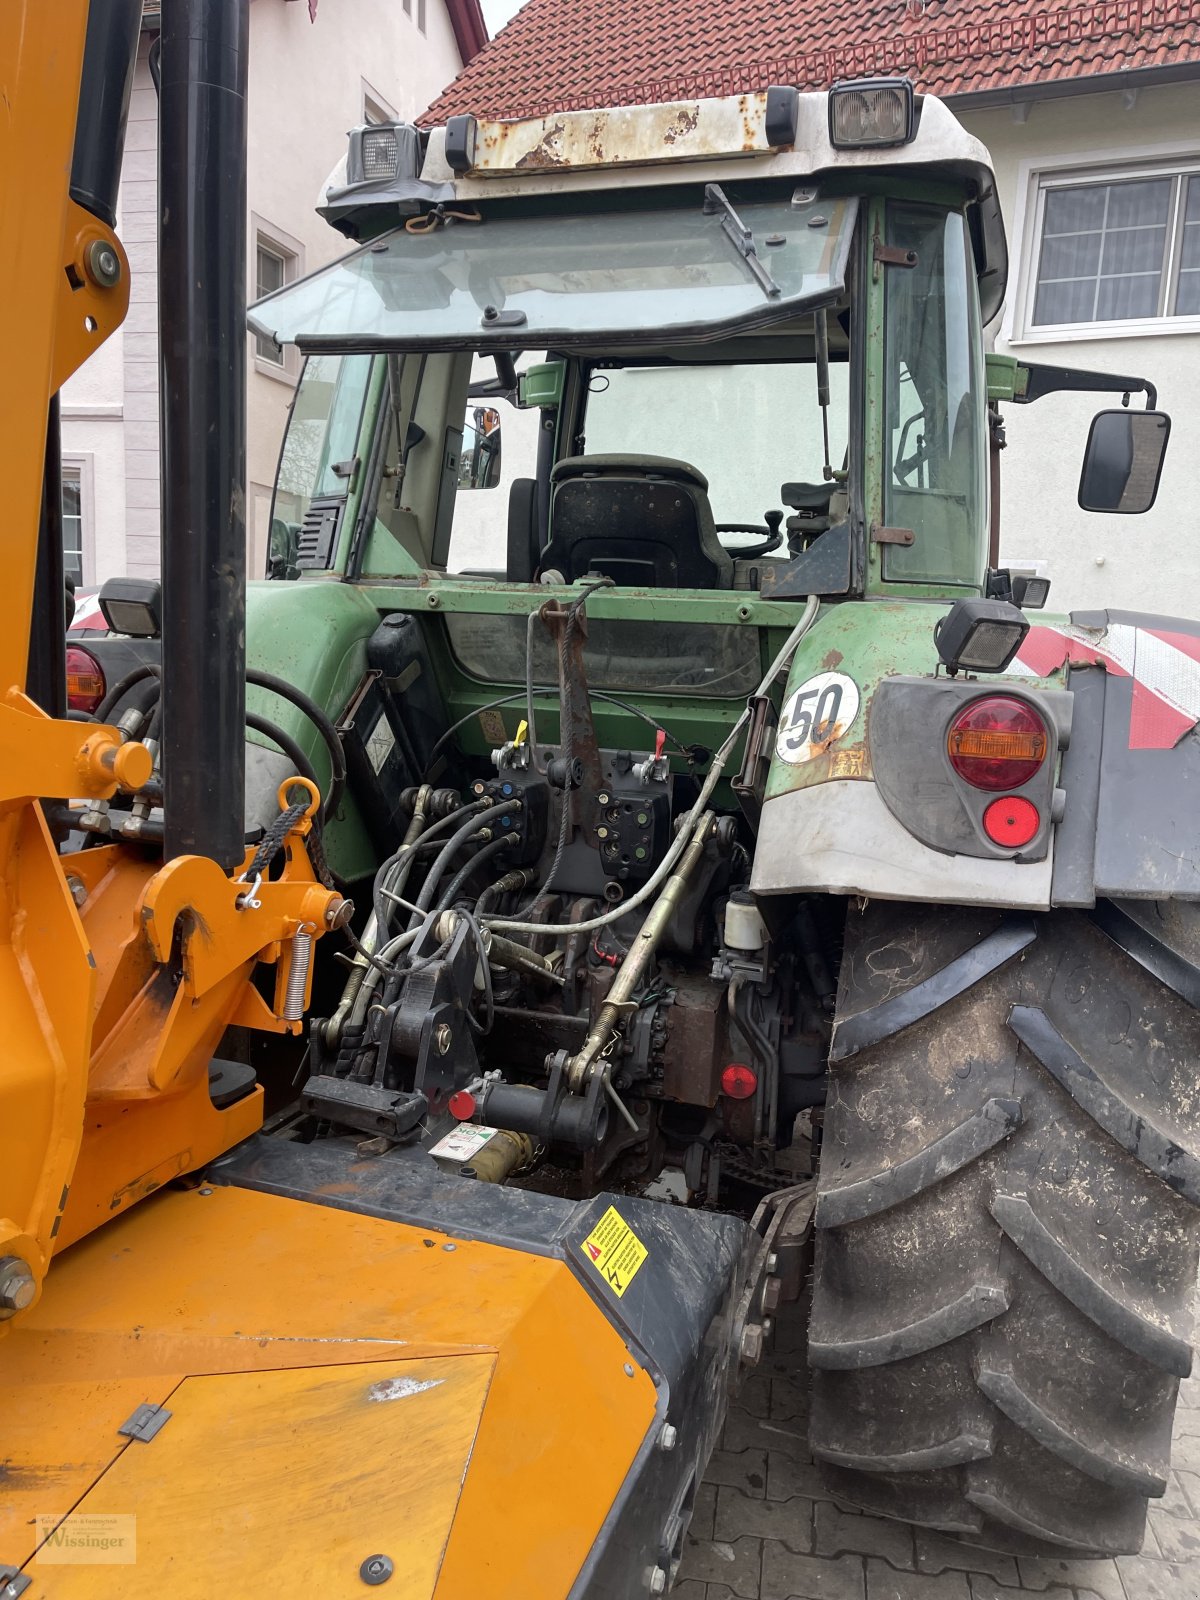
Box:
(947, 696, 1049, 792)
(66, 645, 106, 715)
(829, 78, 916, 149)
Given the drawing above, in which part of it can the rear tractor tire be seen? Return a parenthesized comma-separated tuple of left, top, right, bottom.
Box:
(807, 900, 1200, 1558)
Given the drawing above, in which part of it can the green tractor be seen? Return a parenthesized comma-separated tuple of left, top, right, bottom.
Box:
(93, 77, 1199, 1563)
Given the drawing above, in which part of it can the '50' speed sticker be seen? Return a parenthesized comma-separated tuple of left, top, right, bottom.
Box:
(775, 671, 861, 764)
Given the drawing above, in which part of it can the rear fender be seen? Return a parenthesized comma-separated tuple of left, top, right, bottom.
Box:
(752, 602, 1200, 908)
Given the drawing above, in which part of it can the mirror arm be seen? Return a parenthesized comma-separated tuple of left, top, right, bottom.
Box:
(1014, 361, 1157, 411)
(494, 351, 518, 395)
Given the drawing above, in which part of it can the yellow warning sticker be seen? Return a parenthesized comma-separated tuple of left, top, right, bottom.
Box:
(580, 1205, 648, 1298)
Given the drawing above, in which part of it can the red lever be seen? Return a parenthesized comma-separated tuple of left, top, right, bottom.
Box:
(654, 728, 666, 762)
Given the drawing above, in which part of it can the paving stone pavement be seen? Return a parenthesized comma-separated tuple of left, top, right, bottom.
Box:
(679, 1305, 1200, 1600)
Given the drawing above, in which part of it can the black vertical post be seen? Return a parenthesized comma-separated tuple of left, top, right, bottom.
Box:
(27, 396, 67, 718)
(159, 0, 248, 869)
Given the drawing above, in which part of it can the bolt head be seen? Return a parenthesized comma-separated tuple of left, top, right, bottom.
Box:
(761, 1276, 782, 1314)
(434, 1022, 453, 1055)
(649, 1568, 668, 1595)
(359, 1553, 394, 1585)
(739, 1322, 764, 1366)
(658, 1423, 678, 1452)
(67, 874, 88, 908)
(0, 1256, 36, 1316)
(86, 238, 121, 287)
(765, 1251, 778, 1274)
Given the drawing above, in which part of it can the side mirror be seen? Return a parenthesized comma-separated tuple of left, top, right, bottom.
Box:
(458, 405, 502, 491)
(1078, 409, 1170, 515)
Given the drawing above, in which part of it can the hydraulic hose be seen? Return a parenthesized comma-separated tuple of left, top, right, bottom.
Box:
(433, 832, 519, 917)
(95, 661, 160, 722)
(93, 661, 346, 823)
(371, 797, 483, 936)
(407, 800, 520, 926)
(325, 787, 432, 1050)
(246, 667, 347, 823)
(244, 712, 319, 793)
(485, 593, 820, 940)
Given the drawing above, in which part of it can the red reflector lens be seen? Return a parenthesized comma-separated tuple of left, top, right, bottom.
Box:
(947, 696, 1048, 791)
(66, 645, 106, 714)
(721, 1063, 758, 1101)
(983, 795, 1040, 848)
(448, 1090, 477, 1121)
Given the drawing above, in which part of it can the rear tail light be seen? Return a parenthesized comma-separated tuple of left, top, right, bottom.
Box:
(66, 645, 106, 715)
(983, 795, 1041, 848)
(947, 696, 1048, 792)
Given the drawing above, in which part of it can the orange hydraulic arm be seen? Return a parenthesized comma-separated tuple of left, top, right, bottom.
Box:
(0, 0, 341, 1327)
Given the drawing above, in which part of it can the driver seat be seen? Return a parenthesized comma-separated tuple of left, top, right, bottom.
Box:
(539, 454, 733, 589)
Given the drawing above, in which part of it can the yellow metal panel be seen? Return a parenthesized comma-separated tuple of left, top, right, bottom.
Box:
(0, 0, 89, 686)
(27, 1356, 495, 1600)
(4, 1186, 658, 1595)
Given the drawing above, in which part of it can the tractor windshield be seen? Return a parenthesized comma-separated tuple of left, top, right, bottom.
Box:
(248, 193, 859, 350)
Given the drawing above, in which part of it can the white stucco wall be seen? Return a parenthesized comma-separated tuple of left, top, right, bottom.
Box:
(61, 0, 468, 586)
(246, 0, 467, 575)
(958, 83, 1200, 614)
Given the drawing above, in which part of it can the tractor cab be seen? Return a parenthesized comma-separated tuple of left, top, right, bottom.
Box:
(251, 82, 1003, 611)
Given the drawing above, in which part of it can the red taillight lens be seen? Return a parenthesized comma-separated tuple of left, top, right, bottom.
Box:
(983, 795, 1041, 848)
(721, 1063, 758, 1101)
(947, 696, 1048, 791)
(66, 645, 106, 714)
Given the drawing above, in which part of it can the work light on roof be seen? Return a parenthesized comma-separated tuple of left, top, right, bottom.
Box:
(828, 78, 916, 149)
(344, 123, 410, 187)
(360, 126, 400, 180)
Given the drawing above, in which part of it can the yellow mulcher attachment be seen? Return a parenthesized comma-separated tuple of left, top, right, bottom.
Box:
(0, 6, 773, 1595)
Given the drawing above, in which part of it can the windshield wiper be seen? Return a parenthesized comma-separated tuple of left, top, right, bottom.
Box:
(703, 183, 781, 301)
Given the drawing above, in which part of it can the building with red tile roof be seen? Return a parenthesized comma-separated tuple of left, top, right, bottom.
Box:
(426, 0, 1200, 123)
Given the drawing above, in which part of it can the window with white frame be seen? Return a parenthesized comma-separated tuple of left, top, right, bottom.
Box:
(363, 82, 397, 126)
(1029, 165, 1200, 330)
(62, 468, 84, 588)
(252, 220, 304, 376)
(255, 239, 292, 364)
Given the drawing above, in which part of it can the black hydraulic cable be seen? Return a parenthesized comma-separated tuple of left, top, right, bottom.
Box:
(246, 668, 347, 823)
(95, 661, 160, 721)
(371, 798, 485, 937)
(244, 712, 319, 794)
(408, 800, 518, 926)
(433, 832, 518, 916)
(92, 661, 346, 824)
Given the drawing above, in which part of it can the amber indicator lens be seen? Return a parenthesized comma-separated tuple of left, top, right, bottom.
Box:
(947, 696, 1048, 791)
(66, 645, 106, 714)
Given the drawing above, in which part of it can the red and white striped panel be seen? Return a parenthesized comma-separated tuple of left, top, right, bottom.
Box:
(1010, 623, 1200, 750)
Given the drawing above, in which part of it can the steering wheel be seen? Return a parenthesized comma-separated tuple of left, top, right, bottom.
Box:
(716, 511, 785, 559)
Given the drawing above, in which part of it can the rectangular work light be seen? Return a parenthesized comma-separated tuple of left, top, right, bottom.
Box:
(934, 598, 1029, 677)
(98, 576, 162, 639)
(345, 122, 423, 186)
(828, 78, 916, 149)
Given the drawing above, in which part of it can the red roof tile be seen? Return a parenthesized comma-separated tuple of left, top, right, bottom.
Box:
(424, 0, 1200, 122)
